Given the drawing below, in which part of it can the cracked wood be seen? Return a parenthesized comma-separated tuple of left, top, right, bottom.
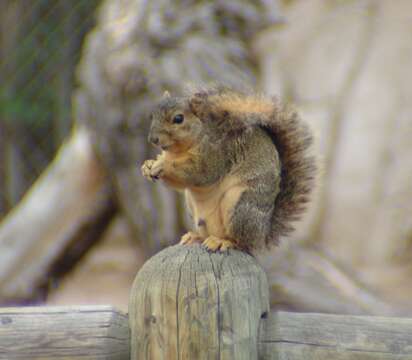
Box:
(129, 244, 270, 360)
(0, 305, 129, 359)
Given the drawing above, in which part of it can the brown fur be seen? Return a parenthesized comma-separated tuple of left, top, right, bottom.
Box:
(143, 86, 317, 251)
(214, 94, 274, 118)
(188, 86, 317, 246)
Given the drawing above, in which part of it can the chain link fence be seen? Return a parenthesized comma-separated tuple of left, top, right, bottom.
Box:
(0, 0, 101, 218)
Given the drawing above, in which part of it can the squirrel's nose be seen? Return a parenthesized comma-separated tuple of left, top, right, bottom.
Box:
(149, 134, 159, 145)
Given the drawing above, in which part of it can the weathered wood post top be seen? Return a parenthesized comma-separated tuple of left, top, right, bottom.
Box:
(129, 244, 269, 360)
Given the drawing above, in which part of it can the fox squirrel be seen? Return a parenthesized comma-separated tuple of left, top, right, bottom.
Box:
(141, 86, 316, 253)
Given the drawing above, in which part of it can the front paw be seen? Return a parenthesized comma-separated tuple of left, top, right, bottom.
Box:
(180, 231, 203, 246)
(141, 159, 164, 181)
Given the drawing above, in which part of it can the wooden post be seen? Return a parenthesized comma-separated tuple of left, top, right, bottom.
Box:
(129, 244, 270, 359)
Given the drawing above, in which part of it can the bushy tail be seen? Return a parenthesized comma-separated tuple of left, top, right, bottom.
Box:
(188, 86, 317, 245)
(263, 98, 317, 245)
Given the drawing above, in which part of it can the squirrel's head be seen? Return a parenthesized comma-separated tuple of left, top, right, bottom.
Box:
(148, 92, 204, 153)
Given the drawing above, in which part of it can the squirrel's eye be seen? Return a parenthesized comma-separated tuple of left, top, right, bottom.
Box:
(173, 114, 184, 124)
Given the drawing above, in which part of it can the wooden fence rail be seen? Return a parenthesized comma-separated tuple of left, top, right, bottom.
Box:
(1, 306, 412, 359)
(0, 306, 129, 359)
(1, 245, 412, 359)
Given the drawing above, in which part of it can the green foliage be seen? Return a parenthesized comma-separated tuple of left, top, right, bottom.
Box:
(1, 0, 100, 128)
(1, 91, 54, 129)
(0, 0, 101, 212)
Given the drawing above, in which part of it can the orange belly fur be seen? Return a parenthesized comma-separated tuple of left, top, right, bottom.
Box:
(185, 175, 246, 240)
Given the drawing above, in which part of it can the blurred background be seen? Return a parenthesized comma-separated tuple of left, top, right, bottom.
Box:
(0, 0, 100, 212)
(0, 0, 411, 315)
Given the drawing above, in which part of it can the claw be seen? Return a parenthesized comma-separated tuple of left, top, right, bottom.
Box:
(202, 236, 235, 252)
(180, 231, 203, 245)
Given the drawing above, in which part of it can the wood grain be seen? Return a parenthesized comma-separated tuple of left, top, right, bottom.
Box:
(2, 250, 412, 359)
(259, 311, 412, 359)
(0, 305, 129, 359)
(129, 244, 270, 360)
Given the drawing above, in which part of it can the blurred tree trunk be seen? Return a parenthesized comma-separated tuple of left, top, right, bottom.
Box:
(54, 0, 100, 147)
(0, 128, 115, 304)
(74, 0, 279, 256)
(258, 0, 412, 308)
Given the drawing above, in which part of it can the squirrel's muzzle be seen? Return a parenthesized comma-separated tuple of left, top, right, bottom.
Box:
(148, 133, 159, 146)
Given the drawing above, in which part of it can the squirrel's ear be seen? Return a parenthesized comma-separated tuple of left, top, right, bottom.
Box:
(189, 96, 204, 118)
(162, 91, 171, 99)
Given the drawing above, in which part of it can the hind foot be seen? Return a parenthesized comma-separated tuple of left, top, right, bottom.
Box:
(202, 236, 236, 252)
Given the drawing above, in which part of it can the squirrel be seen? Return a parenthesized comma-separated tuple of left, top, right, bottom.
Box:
(141, 86, 316, 253)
